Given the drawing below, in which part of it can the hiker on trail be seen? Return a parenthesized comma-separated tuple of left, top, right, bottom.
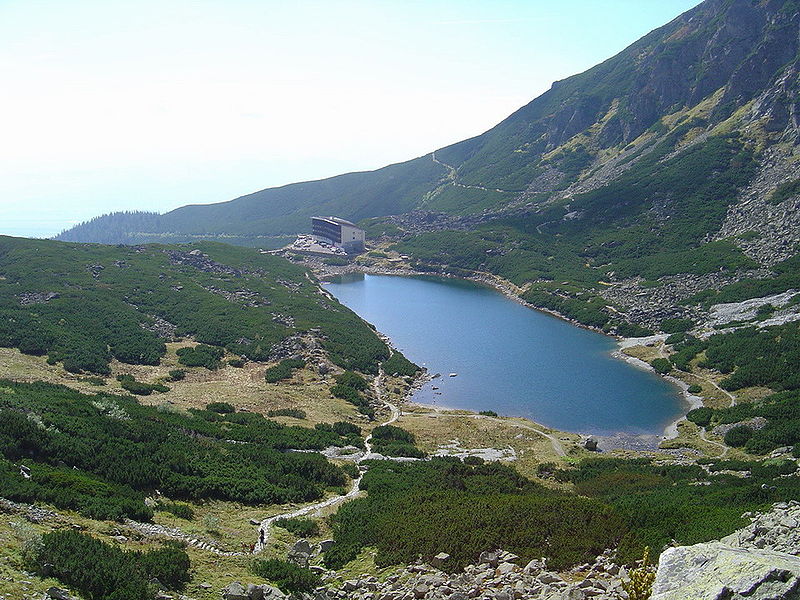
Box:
(259, 529, 264, 544)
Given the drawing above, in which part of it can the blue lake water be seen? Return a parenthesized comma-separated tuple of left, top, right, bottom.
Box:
(326, 273, 686, 435)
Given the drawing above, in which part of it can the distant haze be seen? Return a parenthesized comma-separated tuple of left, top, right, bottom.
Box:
(1, 0, 701, 238)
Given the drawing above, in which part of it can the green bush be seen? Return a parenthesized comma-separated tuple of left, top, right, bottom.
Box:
(228, 358, 245, 368)
(0, 238, 391, 376)
(686, 407, 713, 428)
(335, 371, 368, 391)
(268, 408, 307, 419)
(168, 369, 186, 381)
(341, 463, 360, 479)
(265, 359, 306, 383)
(370, 425, 426, 458)
(251, 559, 320, 594)
(724, 425, 754, 448)
(330, 380, 374, 419)
(698, 391, 800, 455)
(687, 384, 702, 394)
(382, 352, 420, 377)
(117, 375, 170, 396)
(650, 358, 672, 374)
(479, 410, 498, 417)
(332, 422, 361, 436)
(703, 323, 800, 392)
(660, 318, 695, 334)
(176, 344, 224, 370)
(206, 401, 235, 414)
(665, 333, 688, 345)
(615, 322, 655, 337)
(33, 530, 190, 599)
(555, 455, 795, 564)
(274, 517, 320, 537)
(0, 379, 354, 516)
(325, 459, 623, 572)
(157, 502, 195, 520)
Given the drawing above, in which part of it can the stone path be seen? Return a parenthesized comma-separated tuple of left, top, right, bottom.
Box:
(254, 368, 399, 553)
(430, 151, 514, 194)
(124, 519, 245, 557)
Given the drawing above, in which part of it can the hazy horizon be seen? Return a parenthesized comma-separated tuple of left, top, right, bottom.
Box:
(1, 0, 702, 238)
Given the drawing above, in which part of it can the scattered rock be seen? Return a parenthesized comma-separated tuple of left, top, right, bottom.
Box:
(722, 500, 800, 556)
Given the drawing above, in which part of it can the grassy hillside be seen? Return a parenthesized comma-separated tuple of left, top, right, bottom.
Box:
(58, 0, 798, 250)
(54, 1, 800, 349)
(0, 379, 359, 519)
(58, 155, 447, 244)
(0, 236, 389, 374)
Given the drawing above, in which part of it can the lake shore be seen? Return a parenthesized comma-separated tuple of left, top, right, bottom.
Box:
(313, 258, 700, 449)
(311, 256, 704, 439)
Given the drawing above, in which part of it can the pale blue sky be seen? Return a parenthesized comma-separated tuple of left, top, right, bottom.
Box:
(0, 0, 702, 238)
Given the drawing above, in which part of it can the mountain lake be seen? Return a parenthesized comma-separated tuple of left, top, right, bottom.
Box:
(326, 273, 686, 436)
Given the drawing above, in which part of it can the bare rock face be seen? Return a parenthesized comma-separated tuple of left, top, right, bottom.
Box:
(650, 542, 800, 600)
(652, 502, 800, 600)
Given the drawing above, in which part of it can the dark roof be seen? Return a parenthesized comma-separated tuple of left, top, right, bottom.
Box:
(311, 216, 361, 229)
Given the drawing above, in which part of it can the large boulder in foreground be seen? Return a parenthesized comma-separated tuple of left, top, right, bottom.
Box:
(651, 541, 800, 600)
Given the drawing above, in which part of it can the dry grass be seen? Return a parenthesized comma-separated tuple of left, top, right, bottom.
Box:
(396, 404, 584, 477)
(0, 345, 365, 428)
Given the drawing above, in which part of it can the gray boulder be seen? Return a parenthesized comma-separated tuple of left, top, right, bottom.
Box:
(288, 538, 314, 566)
(45, 588, 72, 600)
(722, 501, 800, 556)
(431, 552, 451, 568)
(651, 541, 800, 600)
(222, 581, 249, 600)
(479, 550, 500, 568)
(246, 583, 286, 600)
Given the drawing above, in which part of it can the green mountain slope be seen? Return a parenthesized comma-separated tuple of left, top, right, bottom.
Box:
(58, 0, 799, 248)
(0, 235, 389, 374)
(56, 0, 800, 335)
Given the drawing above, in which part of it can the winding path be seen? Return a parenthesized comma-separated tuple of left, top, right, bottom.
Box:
(654, 340, 733, 455)
(254, 369, 399, 553)
(431, 151, 514, 194)
(698, 427, 730, 457)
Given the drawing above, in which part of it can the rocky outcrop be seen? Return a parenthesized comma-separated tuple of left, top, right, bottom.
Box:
(318, 549, 625, 600)
(651, 542, 800, 600)
(651, 501, 800, 600)
(713, 145, 800, 266)
(312, 502, 800, 600)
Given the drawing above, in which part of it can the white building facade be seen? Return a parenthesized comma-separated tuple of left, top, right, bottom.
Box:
(311, 217, 365, 254)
